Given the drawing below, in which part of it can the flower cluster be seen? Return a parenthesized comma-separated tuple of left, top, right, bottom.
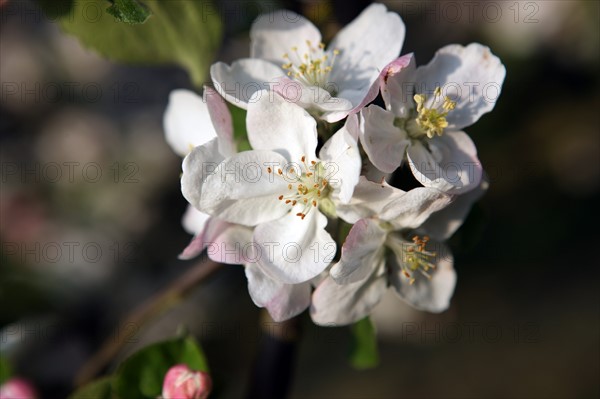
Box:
(164, 4, 505, 325)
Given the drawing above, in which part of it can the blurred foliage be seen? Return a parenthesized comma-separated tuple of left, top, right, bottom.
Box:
(0, 357, 12, 385)
(68, 376, 114, 399)
(228, 104, 252, 152)
(38, 0, 222, 86)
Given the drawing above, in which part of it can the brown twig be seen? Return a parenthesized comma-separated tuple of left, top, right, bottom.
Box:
(74, 259, 223, 387)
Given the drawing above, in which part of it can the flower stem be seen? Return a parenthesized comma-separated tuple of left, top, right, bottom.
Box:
(74, 259, 222, 387)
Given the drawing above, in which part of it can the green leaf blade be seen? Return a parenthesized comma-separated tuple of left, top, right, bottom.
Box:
(113, 335, 209, 399)
(106, 0, 152, 24)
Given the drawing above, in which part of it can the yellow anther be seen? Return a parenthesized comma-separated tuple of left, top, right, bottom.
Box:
(411, 87, 456, 139)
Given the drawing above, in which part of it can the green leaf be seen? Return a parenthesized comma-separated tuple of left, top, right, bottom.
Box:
(349, 317, 379, 369)
(106, 0, 151, 24)
(113, 335, 209, 399)
(0, 356, 12, 384)
(68, 377, 114, 399)
(39, 0, 222, 87)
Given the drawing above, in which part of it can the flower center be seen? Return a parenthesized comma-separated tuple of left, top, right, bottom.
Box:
(266, 155, 331, 220)
(282, 41, 340, 92)
(404, 86, 457, 140)
(387, 235, 436, 285)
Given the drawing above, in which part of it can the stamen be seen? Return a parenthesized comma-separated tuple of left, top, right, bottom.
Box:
(272, 157, 332, 219)
(411, 86, 457, 139)
(280, 43, 340, 90)
(388, 235, 438, 283)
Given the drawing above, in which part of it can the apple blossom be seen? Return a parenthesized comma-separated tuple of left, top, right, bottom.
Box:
(360, 44, 506, 194)
(210, 3, 405, 122)
(182, 90, 362, 284)
(311, 186, 454, 326)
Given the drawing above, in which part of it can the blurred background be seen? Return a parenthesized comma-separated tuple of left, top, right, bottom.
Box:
(1, 0, 598, 398)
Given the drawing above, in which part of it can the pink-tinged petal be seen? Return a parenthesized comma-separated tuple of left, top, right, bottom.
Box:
(414, 43, 506, 130)
(330, 218, 387, 285)
(270, 77, 353, 114)
(389, 239, 456, 313)
(328, 4, 405, 111)
(250, 10, 322, 65)
(247, 91, 318, 163)
(254, 210, 335, 284)
(210, 59, 284, 109)
(0, 379, 37, 399)
(162, 364, 211, 399)
(359, 105, 409, 173)
(310, 266, 387, 326)
(182, 205, 211, 236)
(336, 177, 405, 224)
(204, 219, 253, 265)
(164, 89, 217, 157)
(181, 138, 225, 210)
(379, 54, 416, 116)
(318, 114, 361, 204)
(179, 217, 253, 263)
(245, 263, 311, 322)
(179, 233, 205, 261)
(419, 178, 489, 241)
(379, 187, 453, 230)
(407, 131, 482, 194)
(203, 86, 235, 157)
(324, 53, 414, 123)
(197, 150, 291, 226)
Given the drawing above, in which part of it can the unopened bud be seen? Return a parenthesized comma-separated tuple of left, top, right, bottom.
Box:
(0, 378, 38, 399)
(162, 364, 211, 399)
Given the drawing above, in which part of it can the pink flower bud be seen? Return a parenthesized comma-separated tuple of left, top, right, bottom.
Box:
(0, 378, 38, 399)
(162, 364, 211, 399)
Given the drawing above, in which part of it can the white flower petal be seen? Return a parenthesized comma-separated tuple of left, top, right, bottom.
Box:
(197, 150, 290, 226)
(414, 43, 506, 130)
(181, 138, 225, 209)
(271, 77, 353, 114)
(407, 131, 482, 194)
(254, 210, 335, 284)
(210, 59, 284, 109)
(250, 10, 322, 65)
(310, 265, 387, 326)
(204, 86, 236, 157)
(330, 218, 387, 285)
(359, 105, 409, 173)
(390, 240, 456, 313)
(329, 4, 405, 109)
(318, 114, 361, 204)
(321, 82, 379, 123)
(247, 90, 318, 163)
(379, 187, 453, 229)
(336, 177, 404, 224)
(245, 263, 311, 322)
(182, 204, 210, 235)
(164, 89, 216, 157)
(419, 178, 489, 241)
